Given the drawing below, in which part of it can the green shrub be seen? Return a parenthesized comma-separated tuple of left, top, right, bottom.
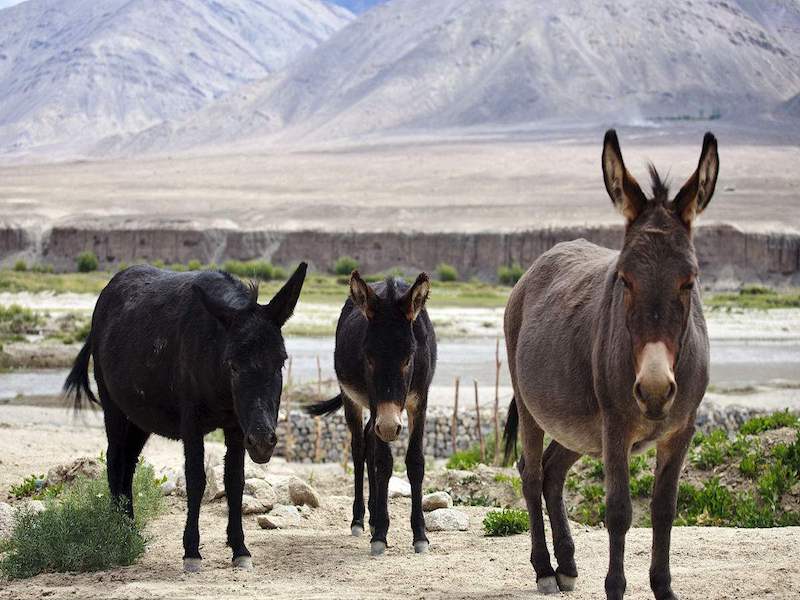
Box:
(630, 473, 655, 498)
(9, 474, 45, 499)
(223, 260, 274, 281)
(483, 508, 529, 536)
(498, 263, 525, 286)
(690, 429, 729, 469)
(76, 251, 99, 273)
(186, 259, 202, 271)
(12, 260, 27, 272)
(493, 473, 522, 497)
(0, 460, 163, 579)
(167, 262, 188, 272)
(446, 435, 499, 470)
(31, 263, 54, 274)
(0, 304, 42, 338)
(739, 410, 800, 435)
(437, 263, 458, 282)
(150, 259, 165, 269)
(272, 266, 287, 280)
(333, 256, 359, 276)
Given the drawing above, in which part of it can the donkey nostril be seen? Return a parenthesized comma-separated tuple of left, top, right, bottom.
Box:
(634, 382, 643, 401)
(268, 431, 278, 447)
(395, 424, 402, 437)
(245, 434, 257, 448)
(667, 381, 677, 400)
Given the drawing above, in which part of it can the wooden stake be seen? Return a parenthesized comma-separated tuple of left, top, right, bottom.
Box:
(474, 379, 485, 463)
(314, 416, 323, 462)
(451, 377, 460, 454)
(494, 337, 502, 465)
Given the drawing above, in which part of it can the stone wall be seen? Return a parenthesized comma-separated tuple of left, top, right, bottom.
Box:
(1, 223, 798, 286)
(273, 403, 765, 463)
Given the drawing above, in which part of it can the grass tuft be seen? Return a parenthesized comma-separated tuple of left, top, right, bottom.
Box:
(483, 508, 529, 536)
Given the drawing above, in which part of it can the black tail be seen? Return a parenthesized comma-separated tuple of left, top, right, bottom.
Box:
(305, 393, 344, 417)
(63, 335, 98, 411)
(503, 396, 519, 466)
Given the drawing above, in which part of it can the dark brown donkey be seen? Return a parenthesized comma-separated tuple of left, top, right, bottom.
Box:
(503, 130, 718, 599)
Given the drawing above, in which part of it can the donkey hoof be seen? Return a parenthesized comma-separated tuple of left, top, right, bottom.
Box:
(370, 541, 387, 556)
(232, 556, 253, 570)
(351, 525, 364, 537)
(536, 576, 560, 595)
(413, 540, 430, 554)
(183, 558, 203, 573)
(556, 572, 577, 591)
(370, 525, 376, 536)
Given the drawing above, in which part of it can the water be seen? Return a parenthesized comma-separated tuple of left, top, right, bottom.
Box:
(2, 337, 798, 405)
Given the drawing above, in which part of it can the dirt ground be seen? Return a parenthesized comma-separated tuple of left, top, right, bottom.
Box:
(1, 406, 800, 600)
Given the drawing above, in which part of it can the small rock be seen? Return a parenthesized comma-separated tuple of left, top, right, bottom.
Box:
(158, 467, 182, 496)
(244, 478, 277, 510)
(388, 476, 411, 498)
(46, 457, 102, 487)
(424, 508, 469, 532)
(288, 478, 321, 508)
(203, 464, 221, 503)
(257, 504, 302, 529)
(422, 491, 453, 512)
(0, 502, 15, 539)
(241, 494, 269, 515)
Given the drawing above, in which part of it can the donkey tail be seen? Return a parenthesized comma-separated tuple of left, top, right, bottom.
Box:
(502, 396, 519, 466)
(63, 334, 98, 411)
(305, 393, 343, 417)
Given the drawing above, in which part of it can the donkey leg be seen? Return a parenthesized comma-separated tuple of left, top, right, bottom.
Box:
(181, 427, 206, 573)
(223, 426, 251, 569)
(405, 396, 428, 553)
(650, 424, 694, 600)
(603, 422, 632, 600)
(516, 404, 558, 594)
(99, 391, 131, 511)
(344, 400, 366, 536)
(369, 436, 394, 556)
(119, 423, 151, 520)
(365, 416, 377, 536)
(542, 440, 581, 591)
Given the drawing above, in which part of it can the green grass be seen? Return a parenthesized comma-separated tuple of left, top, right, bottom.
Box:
(0, 304, 42, 341)
(483, 508, 529, 536)
(690, 429, 730, 470)
(739, 410, 800, 435)
(493, 473, 522, 497)
(445, 435, 500, 470)
(706, 285, 800, 310)
(0, 459, 164, 579)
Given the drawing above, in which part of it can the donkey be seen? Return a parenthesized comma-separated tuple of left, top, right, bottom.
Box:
(307, 271, 436, 556)
(503, 131, 718, 599)
(64, 262, 307, 572)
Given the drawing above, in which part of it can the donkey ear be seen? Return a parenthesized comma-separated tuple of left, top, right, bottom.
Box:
(673, 132, 719, 228)
(193, 282, 240, 328)
(602, 129, 648, 223)
(349, 270, 378, 320)
(264, 262, 307, 327)
(401, 272, 430, 322)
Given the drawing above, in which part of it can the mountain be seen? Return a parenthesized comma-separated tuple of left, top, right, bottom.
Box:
(329, 0, 386, 13)
(128, 0, 800, 153)
(0, 0, 352, 156)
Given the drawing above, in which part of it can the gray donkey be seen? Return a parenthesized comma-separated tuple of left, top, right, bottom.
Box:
(503, 130, 718, 599)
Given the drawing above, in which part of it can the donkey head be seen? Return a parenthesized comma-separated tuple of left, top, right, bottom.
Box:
(602, 130, 719, 420)
(195, 263, 307, 462)
(349, 270, 430, 442)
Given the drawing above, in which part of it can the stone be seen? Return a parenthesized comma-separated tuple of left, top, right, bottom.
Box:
(241, 494, 269, 515)
(46, 457, 102, 487)
(203, 463, 221, 503)
(388, 476, 411, 498)
(24, 500, 46, 515)
(158, 467, 182, 496)
(424, 508, 469, 532)
(0, 502, 16, 539)
(257, 504, 302, 529)
(244, 478, 277, 510)
(422, 491, 453, 512)
(288, 478, 321, 508)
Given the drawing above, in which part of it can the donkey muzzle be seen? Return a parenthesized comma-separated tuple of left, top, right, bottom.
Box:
(245, 429, 278, 464)
(375, 403, 403, 443)
(633, 342, 676, 421)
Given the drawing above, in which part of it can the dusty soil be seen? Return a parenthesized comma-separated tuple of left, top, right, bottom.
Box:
(2, 406, 800, 600)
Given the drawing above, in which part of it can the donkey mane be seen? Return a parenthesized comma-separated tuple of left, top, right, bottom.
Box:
(647, 163, 670, 204)
(216, 270, 259, 308)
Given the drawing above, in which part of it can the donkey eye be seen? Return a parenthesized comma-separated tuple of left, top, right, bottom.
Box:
(619, 275, 631, 289)
(681, 281, 695, 291)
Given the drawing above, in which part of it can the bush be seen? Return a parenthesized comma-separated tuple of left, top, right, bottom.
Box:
(0, 460, 164, 579)
(223, 260, 274, 281)
(76, 251, 99, 273)
(186, 259, 202, 271)
(446, 435, 500, 470)
(333, 256, 359, 276)
(0, 304, 42, 338)
(739, 410, 800, 435)
(150, 259, 165, 269)
(498, 263, 525, 286)
(12, 260, 27, 272)
(31, 263, 54, 274)
(437, 263, 458, 282)
(690, 429, 730, 470)
(483, 508, 529, 536)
